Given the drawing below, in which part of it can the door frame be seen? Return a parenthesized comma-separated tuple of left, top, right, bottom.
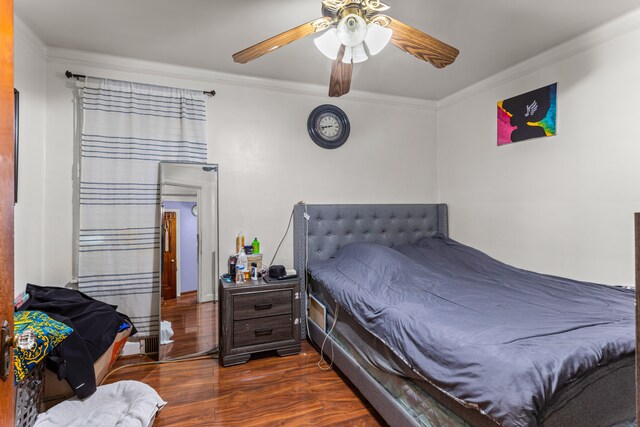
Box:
(163, 208, 181, 297)
(0, 0, 15, 423)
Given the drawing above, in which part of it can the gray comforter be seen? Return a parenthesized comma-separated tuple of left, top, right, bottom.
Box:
(307, 236, 635, 427)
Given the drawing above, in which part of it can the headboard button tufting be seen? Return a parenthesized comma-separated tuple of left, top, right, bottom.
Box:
(300, 204, 446, 267)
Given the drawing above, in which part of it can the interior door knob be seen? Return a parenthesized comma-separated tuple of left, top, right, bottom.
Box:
(1, 320, 12, 380)
(1, 322, 36, 381)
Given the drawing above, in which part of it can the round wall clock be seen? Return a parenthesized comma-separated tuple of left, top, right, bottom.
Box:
(307, 104, 350, 149)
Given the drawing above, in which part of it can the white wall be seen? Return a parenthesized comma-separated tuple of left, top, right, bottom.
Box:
(437, 13, 640, 285)
(38, 49, 439, 285)
(13, 19, 46, 295)
(28, 13, 640, 291)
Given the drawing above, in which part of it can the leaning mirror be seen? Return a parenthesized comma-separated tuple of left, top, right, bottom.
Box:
(159, 162, 219, 360)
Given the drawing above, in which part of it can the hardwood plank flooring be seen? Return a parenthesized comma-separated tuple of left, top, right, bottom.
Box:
(105, 341, 385, 426)
(160, 292, 218, 360)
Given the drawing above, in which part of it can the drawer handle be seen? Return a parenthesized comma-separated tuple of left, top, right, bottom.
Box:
(255, 303, 272, 311)
(255, 328, 273, 337)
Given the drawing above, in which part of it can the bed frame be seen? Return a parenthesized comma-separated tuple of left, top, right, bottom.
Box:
(293, 203, 636, 427)
(293, 203, 451, 426)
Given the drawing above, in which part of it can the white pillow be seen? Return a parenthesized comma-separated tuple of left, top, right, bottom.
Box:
(35, 380, 167, 427)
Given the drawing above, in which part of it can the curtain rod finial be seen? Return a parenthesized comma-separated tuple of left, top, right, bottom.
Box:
(65, 70, 73, 79)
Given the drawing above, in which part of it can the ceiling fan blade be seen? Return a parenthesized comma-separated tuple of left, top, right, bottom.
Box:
(387, 18, 459, 69)
(233, 18, 330, 64)
(329, 45, 352, 97)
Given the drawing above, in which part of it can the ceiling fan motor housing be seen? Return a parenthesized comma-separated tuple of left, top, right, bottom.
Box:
(337, 13, 367, 46)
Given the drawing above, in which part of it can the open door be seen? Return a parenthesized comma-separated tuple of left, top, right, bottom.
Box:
(162, 211, 177, 300)
(0, 0, 15, 424)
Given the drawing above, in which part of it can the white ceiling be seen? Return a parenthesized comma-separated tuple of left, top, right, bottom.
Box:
(15, 0, 640, 100)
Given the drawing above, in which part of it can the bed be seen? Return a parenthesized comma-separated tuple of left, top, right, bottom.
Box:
(292, 203, 635, 427)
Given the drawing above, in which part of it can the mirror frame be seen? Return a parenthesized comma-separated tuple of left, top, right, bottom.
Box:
(158, 161, 219, 360)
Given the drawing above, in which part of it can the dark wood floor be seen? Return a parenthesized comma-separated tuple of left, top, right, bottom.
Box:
(160, 292, 218, 359)
(106, 341, 385, 426)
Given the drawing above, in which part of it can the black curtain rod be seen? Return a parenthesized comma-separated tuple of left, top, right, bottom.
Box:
(65, 70, 216, 97)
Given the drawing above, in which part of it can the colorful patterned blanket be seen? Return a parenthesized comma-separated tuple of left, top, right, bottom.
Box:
(14, 310, 72, 383)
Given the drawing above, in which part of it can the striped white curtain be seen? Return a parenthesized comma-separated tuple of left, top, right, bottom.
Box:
(78, 77, 207, 338)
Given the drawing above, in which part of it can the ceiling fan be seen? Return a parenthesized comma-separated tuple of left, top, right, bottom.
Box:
(232, 0, 459, 97)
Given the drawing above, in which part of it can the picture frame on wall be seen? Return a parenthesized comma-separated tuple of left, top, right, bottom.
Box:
(14, 88, 18, 204)
(497, 83, 557, 146)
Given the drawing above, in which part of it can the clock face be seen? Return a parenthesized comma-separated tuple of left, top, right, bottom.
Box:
(307, 105, 350, 149)
(316, 113, 342, 141)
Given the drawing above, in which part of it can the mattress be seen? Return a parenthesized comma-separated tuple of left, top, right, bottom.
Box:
(312, 281, 473, 427)
(308, 237, 635, 427)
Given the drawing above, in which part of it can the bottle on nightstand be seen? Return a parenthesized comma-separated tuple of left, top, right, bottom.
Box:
(236, 232, 245, 253)
(237, 248, 248, 281)
(235, 264, 245, 284)
(250, 262, 258, 281)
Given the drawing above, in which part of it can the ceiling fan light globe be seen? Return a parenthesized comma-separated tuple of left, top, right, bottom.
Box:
(351, 43, 368, 63)
(336, 14, 367, 47)
(364, 23, 392, 55)
(314, 28, 342, 60)
(342, 46, 352, 64)
(342, 43, 368, 64)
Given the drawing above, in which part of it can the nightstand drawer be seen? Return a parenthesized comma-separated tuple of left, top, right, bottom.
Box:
(233, 290, 292, 321)
(233, 315, 293, 347)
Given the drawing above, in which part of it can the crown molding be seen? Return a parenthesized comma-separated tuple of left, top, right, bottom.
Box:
(14, 16, 47, 61)
(438, 7, 640, 110)
(45, 47, 437, 111)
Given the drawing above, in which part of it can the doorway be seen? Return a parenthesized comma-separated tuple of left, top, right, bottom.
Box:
(162, 205, 199, 300)
(161, 210, 178, 300)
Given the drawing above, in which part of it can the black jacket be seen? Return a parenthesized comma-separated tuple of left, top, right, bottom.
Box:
(19, 284, 136, 399)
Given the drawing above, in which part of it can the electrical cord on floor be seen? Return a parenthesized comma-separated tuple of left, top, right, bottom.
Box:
(317, 305, 339, 371)
(99, 348, 219, 386)
(269, 202, 337, 372)
(297, 202, 336, 372)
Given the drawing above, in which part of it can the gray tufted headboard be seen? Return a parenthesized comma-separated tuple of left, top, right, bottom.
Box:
(293, 203, 448, 337)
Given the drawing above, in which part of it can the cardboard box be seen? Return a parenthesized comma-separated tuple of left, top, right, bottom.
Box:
(43, 327, 132, 407)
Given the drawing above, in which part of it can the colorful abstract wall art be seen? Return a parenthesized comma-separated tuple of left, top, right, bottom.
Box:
(498, 83, 557, 146)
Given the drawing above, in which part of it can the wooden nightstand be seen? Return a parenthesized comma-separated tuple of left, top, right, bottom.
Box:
(219, 277, 301, 366)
